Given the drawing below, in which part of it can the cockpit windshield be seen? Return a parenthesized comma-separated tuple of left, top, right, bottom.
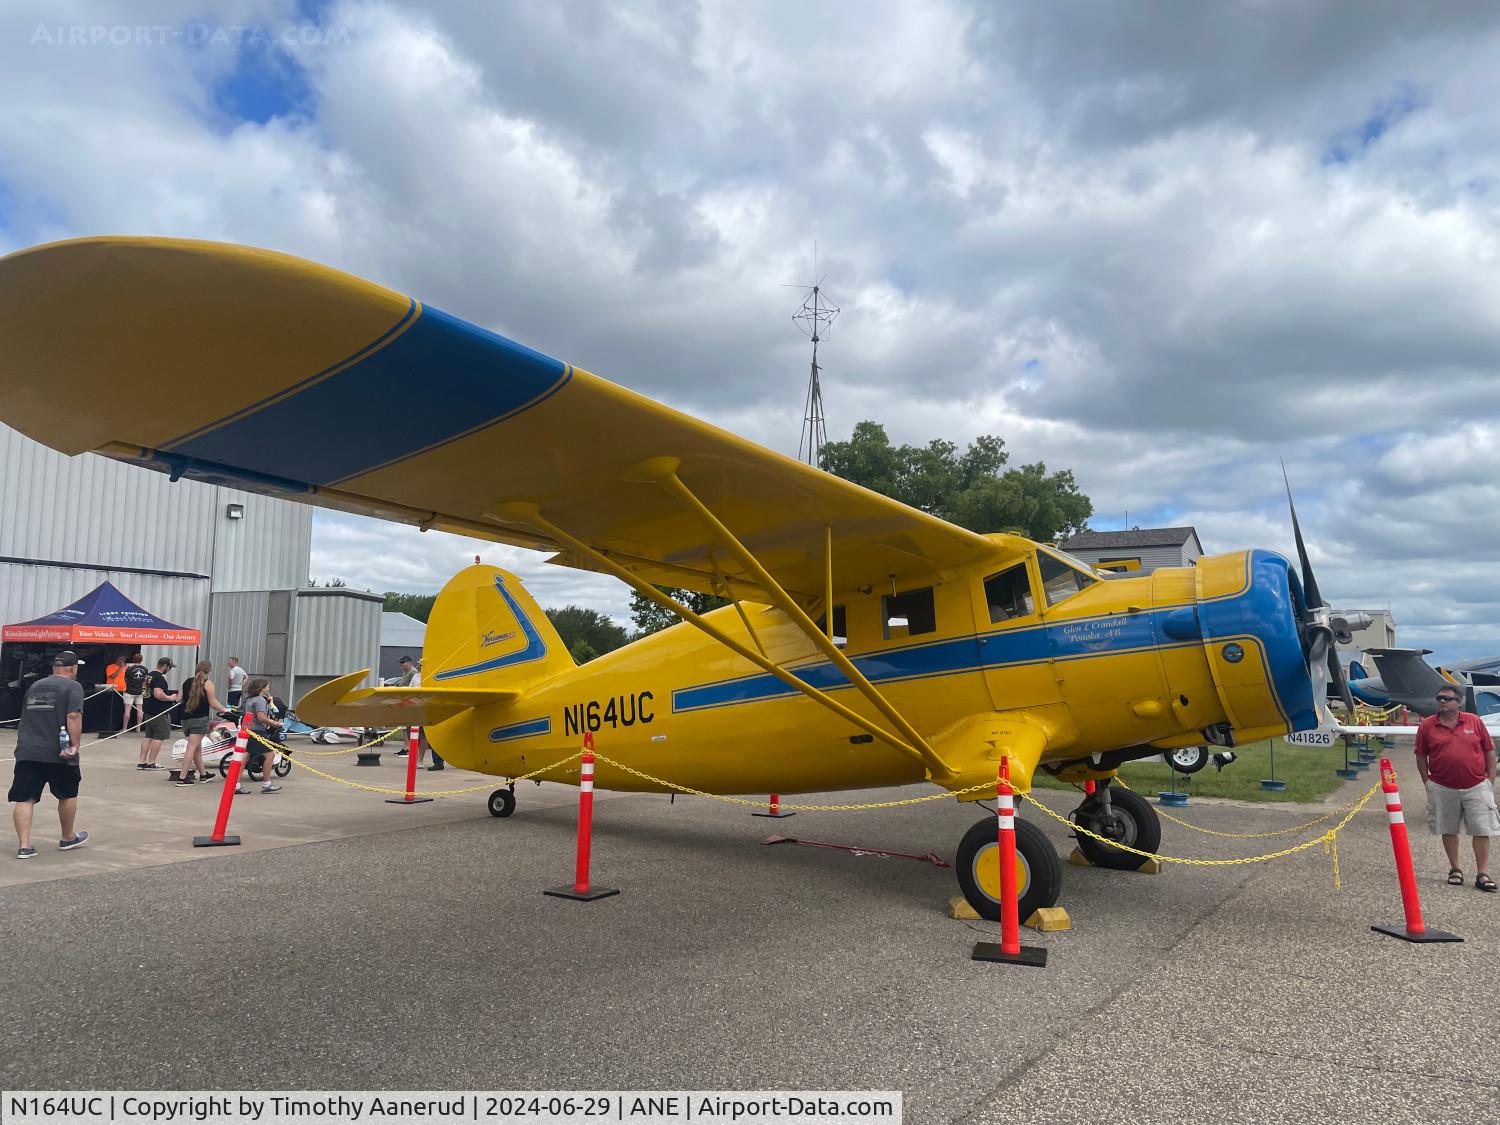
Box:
(1037, 548, 1101, 607)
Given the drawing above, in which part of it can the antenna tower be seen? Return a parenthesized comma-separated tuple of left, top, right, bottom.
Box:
(791, 249, 839, 467)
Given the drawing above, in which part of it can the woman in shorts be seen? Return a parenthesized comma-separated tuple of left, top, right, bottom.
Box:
(175, 661, 225, 786)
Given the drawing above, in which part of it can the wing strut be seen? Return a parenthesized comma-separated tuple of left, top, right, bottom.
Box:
(637, 459, 953, 780)
(490, 501, 938, 773)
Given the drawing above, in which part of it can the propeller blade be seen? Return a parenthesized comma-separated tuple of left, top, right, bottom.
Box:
(1328, 644, 1356, 716)
(1281, 461, 1324, 610)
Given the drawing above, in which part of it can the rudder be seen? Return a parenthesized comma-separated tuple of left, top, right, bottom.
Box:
(422, 564, 574, 691)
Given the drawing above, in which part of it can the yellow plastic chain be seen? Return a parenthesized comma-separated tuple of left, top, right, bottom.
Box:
(590, 751, 998, 810)
(1023, 783, 1381, 884)
(1111, 776, 1378, 839)
(247, 730, 586, 798)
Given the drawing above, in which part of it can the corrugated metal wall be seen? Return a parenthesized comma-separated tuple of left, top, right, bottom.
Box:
(292, 588, 382, 703)
(212, 486, 313, 591)
(204, 591, 270, 683)
(0, 424, 311, 589)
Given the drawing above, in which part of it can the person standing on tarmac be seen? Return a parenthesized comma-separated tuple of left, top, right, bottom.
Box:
(225, 657, 246, 708)
(9, 650, 88, 859)
(136, 658, 179, 771)
(1416, 685, 1499, 892)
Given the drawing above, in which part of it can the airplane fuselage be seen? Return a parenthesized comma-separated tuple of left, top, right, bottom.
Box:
(427, 545, 1318, 796)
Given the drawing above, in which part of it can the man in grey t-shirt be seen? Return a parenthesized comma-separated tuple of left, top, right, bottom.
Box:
(9, 650, 89, 859)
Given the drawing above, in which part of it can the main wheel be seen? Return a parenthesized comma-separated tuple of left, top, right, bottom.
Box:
(1073, 786, 1161, 871)
(273, 754, 291, 778)
(955, 815, 1062, 923)
(488, 788, 516, 818)
(1165, 746, 1209, 774)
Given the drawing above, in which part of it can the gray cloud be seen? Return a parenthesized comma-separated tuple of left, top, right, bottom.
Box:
(1, 0, 1497, 660)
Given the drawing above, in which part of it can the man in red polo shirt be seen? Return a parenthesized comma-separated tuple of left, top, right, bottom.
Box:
(1415, 685, 1498, 892)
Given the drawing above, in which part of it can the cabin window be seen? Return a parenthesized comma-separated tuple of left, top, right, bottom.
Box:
(983, 564, 1035, 623)
(812, 605, 848, 648)
(882, 587, 936, 640)
(1038, 549, 1099, 607)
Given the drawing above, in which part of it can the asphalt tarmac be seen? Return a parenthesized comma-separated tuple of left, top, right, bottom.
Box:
(1, 729, 1496, 1123)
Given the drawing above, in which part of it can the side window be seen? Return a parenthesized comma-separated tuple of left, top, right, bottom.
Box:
(1038, 551, 1095, 607)
(812, 605, 848, 648)
(882, 587, 936, 641)
(983, 564, 1035, 623)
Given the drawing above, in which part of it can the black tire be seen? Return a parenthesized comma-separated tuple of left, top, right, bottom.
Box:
(955, 815, 1062, 923)
(1073, 786, 1161, 871)
(488, 788, 516, 818)
(217, 754, 233, 779)
(273, 754, 291, 778)
(1166, 746, 1209, 774)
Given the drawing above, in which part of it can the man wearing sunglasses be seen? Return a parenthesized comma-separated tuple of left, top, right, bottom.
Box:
(1414, 686, 1498, 892)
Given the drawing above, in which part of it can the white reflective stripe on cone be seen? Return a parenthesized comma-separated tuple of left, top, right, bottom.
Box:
(1387, 810, 1405, 825)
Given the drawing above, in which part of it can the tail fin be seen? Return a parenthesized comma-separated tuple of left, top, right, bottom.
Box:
(423, 563, 574, 689)
(295, 565, 573, 728)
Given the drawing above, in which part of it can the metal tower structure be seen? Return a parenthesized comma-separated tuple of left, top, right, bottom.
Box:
(792, 260, 839, 467)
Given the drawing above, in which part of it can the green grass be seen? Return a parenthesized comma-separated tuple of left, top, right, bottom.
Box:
(1032, 737, 1396, 804)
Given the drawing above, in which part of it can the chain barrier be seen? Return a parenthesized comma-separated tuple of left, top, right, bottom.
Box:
(590, 752, 999, 810)
(0, 684, 117, 727)
(1025, 782, 1382, 889)
(245, 727, 585, 797)
(1111, 776, 1379, 839)
(271, 725, 407, 756)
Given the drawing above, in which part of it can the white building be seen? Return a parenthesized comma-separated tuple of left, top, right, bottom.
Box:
(1, 422, 378, 709)
(1059, 527, 1204, 574)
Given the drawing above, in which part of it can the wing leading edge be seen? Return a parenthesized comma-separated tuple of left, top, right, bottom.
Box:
(0, 237, 997, 602)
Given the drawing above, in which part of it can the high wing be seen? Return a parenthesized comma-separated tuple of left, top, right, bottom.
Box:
(0, 237, 997, 603)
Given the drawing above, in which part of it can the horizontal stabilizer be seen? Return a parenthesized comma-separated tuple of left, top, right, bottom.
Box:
(297, 670, 519, 727)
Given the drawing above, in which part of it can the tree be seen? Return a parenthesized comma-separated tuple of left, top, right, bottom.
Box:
(630, 587, 732, 637)
(545, 606, 629, 663)
(383, 592, 438, 622)
(820, 422, 1092, 541)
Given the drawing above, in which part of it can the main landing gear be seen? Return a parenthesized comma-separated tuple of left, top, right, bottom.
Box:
(1069, 781, 1160, 870)
(488, 783, 517, 818)
(953, 778, 1165, 919)
(955, 808, 1062, 923)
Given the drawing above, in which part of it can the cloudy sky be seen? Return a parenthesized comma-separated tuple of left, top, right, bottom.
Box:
(2, 1, 1498, 659)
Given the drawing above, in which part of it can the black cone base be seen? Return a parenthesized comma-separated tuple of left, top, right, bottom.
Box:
(1371, 924, 1463, 944)
(355, 752, 382, 766)
(545, 885, 620, 902)
(192, 835, 241, 848)
(971, 941, 1048, 966)
(385, 796, 434, 805)
(752, 810, 795, 818)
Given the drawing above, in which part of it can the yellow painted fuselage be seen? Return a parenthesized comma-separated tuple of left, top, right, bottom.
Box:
(424, 543, 1317, 797)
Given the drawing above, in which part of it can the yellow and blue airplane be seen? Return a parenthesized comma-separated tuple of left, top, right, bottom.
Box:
(0, 237, 1353, 920)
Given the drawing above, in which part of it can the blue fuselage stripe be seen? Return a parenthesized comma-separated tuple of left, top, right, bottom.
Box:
(670, 551, 1318, 732)
(490, 717, 551, 742)
(165, 304, 569, 487)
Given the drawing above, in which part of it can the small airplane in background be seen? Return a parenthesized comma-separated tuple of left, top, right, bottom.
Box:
(1348, 648, 1500, 719)
(0, 237, 1363, 923)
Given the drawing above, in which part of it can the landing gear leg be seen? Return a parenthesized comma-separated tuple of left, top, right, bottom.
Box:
(1070, 780, 1161, 870)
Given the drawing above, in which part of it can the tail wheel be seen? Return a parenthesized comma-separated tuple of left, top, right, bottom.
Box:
(955, 815, 1062, 923)
(273, 754, 291, 778)
(1073, 786, 1160, 871)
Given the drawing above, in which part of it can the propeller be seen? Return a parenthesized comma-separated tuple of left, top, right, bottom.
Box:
(1281, 462, 1356, 718)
